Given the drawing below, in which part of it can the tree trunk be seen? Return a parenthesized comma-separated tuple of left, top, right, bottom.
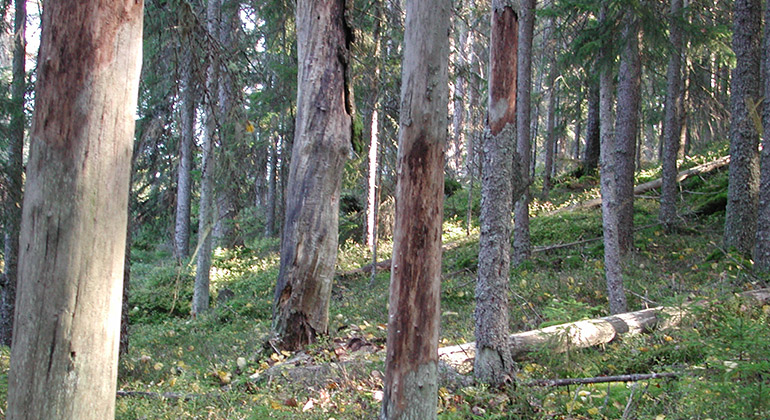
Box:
(541, 18, 557, 200)
(272, 0, 353, 351)
(451, 12, 469, 177)
(0, 0, 26, 347)
(474, 1, 518, 387)
(264, 135, 279, 237)
(120, 217, 133, 356)
(213, 2, 238, 247)
(614, 15, 641, 256)
(193, 0, 220, 316)
(380, 0, 449, 417)
(513, 0, 535, 265)
(174, 43, 195, 261)
(6, 1, 143, 418)
(582, 80, 601, 174)
(659, 0, 684, 230)
(366, 2, 383, 253)
(753, 0, 770, 272)
(599, 6, 627, 315)
(725, 0, 761, 256)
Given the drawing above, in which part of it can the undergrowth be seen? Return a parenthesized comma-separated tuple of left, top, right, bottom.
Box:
(1, 151, 768, 419)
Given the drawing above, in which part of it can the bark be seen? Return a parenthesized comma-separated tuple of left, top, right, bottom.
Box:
(582, 80, 601, 174)
(513, 0, 535, 265)
(0, 0, 26, 347)
(614, 15, 641, 255)
(380, 0, 449, 417)
(724, 0, 761, 256)
(174, 44, 195, 261)
(598, 5, 627, 315)
(272, 0, 353, 351)
(193, 0, 220, 316)
(6, 1, 143, 418)
(754, 0, 770, 272)
(659, 0, 684, 230)
(473, 1, 517, 387)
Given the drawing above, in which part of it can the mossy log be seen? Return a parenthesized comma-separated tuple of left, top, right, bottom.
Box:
(549, 155, 730, 215)
(438, 287, 770, 367)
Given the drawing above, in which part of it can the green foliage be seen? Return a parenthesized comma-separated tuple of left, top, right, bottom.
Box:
(129, 262, 193, 323)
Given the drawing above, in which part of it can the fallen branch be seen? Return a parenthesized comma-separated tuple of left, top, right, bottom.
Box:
(525, 372, 680, 387)
(548, 156, 730, 215)
(439, 288, 770, 367)
(533, 223, 658, 253)
(116, 390, 201, 401)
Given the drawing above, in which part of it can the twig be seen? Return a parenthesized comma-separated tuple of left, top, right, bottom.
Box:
(621, 382, 639, 419)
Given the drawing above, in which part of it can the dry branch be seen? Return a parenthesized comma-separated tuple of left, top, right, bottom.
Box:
(548, 155, 730, 215)
(439, 287, 770, 368)
(525, 372, 680, 387)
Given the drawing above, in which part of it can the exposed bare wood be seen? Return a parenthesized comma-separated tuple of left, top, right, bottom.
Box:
(439, 288, 770, 368)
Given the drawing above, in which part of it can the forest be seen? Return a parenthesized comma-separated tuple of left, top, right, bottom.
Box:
(0, 0, 769, 419)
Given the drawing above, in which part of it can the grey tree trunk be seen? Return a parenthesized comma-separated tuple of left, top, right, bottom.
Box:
(451, 5, 469, 176)
(753, 1, 770, 271)
(599, 6, 627, 315)
(214, 2, 237, 247)
(174, 44, 195, 261)
(513, 0, 535, 265)
(264, 135, 278, 237)
(659, 0, 684, 230)
(380, 0, 449, 417)
(582, 81, 601, 174)
(0, 0, 26, 347)
(474, 1, 518, 386)
(272, 0, 352, 351)
(366, 1, 383, 252)
(614, 15, 641, 255)
(541, 17, 557, 199)
(724, 0, 761, 256)
(6, 1, 143, 418)
(193, 0, 220, 316)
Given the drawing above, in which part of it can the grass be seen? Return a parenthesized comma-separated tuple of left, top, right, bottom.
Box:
(2, 151, 769, 419)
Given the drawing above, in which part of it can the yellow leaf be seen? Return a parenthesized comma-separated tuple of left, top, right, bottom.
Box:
(270, 400, 282, 410)
(587, 407, 600, 415)
(153, 362, 164, 371)
(245, 121, 255, 133)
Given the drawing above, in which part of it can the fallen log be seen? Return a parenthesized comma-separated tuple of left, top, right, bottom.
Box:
(438, 287, 770, 368)
(548, 155, 730, 215)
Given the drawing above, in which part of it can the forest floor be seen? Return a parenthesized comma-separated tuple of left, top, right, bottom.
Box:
(2, 146, 769, 419)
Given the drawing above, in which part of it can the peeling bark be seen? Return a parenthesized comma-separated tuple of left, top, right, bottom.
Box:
(272, 0, 353, 351)
(380, 0, 449, 417)
(474, 1, 518, 387)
